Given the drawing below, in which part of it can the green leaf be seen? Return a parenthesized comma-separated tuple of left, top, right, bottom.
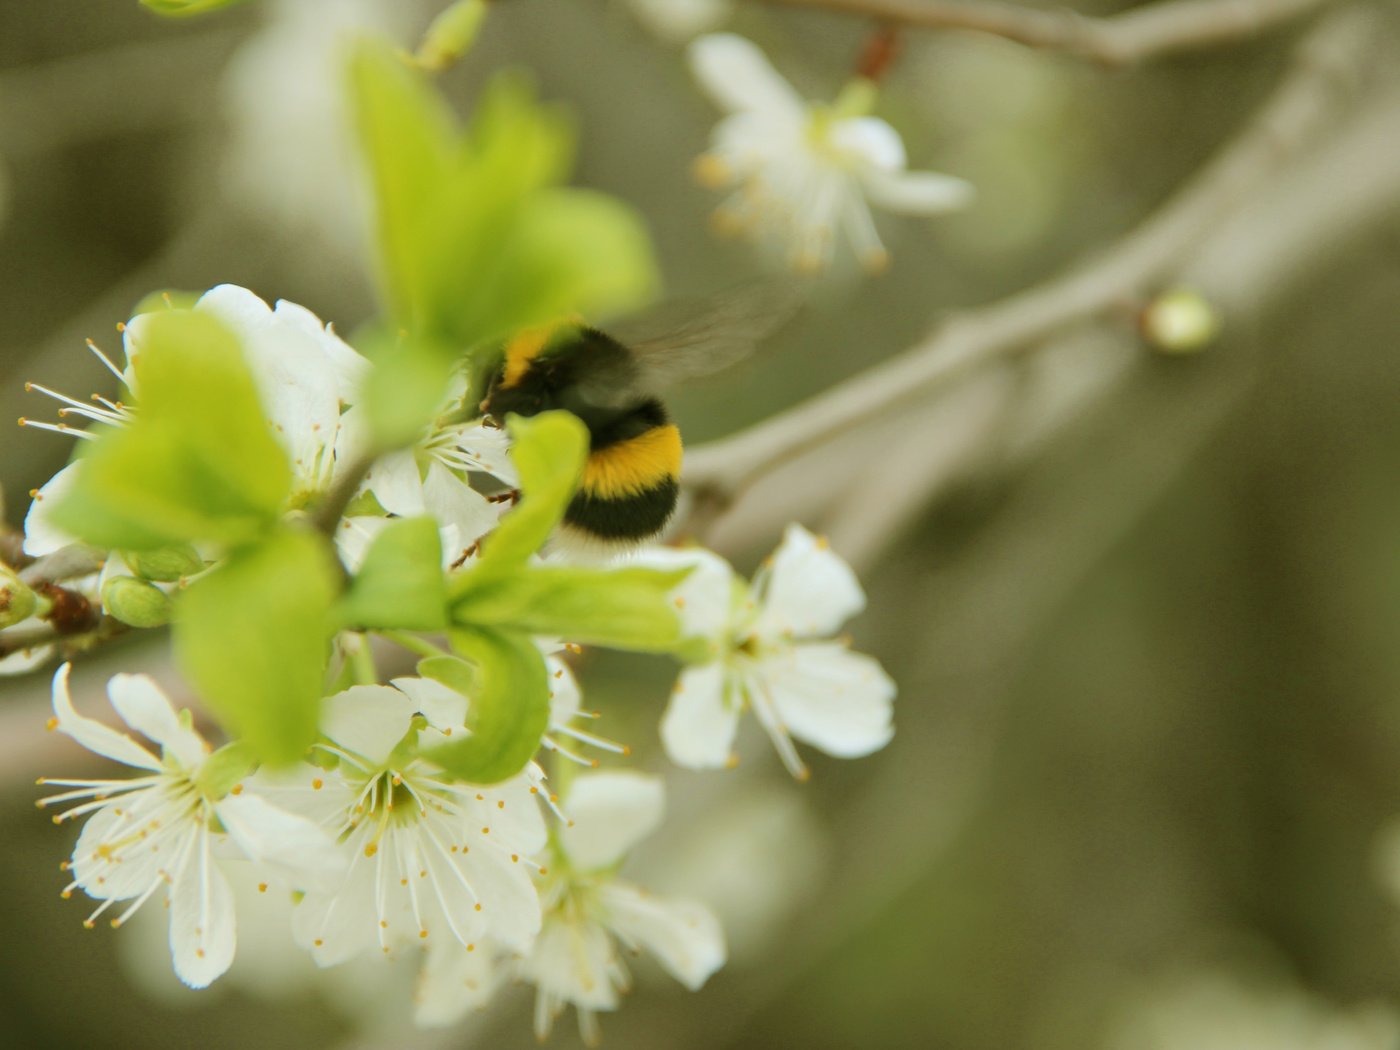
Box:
(196, 741, 258, 799)
(426, 627, 549, 785)
(140, 0, 246, 14)
(482, 188, 659, 334)
(49, 310, 291, 550)
(347, 41, 456, 337)
(356, 327, 461, 450)
(452, 565, 687, 652)
(174, 529, 338, 766)
(418, 654, 477, 697)
(338, 516, 447, 631)
(348, 41, 659, 423)
(477, 411, 588, 568)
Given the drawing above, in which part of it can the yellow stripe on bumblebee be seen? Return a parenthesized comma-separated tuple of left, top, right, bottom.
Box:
(580, 424, 682, 500)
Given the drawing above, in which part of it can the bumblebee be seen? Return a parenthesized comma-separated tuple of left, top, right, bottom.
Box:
(478, 285, 795, 553)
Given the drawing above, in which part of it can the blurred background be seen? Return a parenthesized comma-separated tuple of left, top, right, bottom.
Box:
(3, 1, 1400, 1048)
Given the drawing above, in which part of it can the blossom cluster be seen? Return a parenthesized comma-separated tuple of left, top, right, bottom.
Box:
(8, 286, 898, 1040)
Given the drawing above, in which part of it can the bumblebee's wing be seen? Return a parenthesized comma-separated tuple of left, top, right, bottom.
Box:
(589, 280, 802, 404)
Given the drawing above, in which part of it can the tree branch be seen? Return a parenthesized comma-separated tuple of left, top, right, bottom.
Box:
(680, 7, 1372, 534)
(749, 0, 1342, 67)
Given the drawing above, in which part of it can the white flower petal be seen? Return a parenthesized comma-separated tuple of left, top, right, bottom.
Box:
(415, 937, 503, 1028)
(320, 685, 417, 767)
(71, 801, 167, 900)
(0, 641, 54, 676)
(560, 771, 665, 872)
(601, 882, 726, 990)
(334, 515, 390, 573)
(196, 283, 274, 331)
(546, 657, 581, 726)
(169, 829, 237, 988)
(23, 462, 82, 557)
(757, 642, 894, 758)
(50, 663, 161, 771)
(752, 524, 865, 640)
(106, 673, 208, 770)
(861, 168, 976, 216)
(628, 0, 730, 42)
(271, 298, 370, 404)
(215, 793, 345, 892)
(391, 675, 468, 734)
(660, 663, 740, 770)
(365, 449, 426, 518)
(828, 116, 907, 172)
(447, 422, 518, 487)
(527, 914, 623, 1012)
(421, 460, 498, 550)
(462, 848, 542, 951)
(688, 33, 805, 122)
(198, 284, 344, 494)
(632, 545, 736, 641)
(291, 852, 378, 965)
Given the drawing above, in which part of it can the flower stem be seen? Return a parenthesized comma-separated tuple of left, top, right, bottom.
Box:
(378, 629, 449, 661)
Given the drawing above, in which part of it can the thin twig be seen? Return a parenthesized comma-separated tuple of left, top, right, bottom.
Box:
(17, 545, 106, 587)
(750, 0, 1340, 67)
(309, 453, 377, 536)
(681, 7, 1370, 531)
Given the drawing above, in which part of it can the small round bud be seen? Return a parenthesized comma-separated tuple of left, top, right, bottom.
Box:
(414, 0, 488, 73)
(1141, 287, 1221, 355)
(0, 566, 38, 628)
(126, 544, 204, 582)
(102, 576, 173, 629)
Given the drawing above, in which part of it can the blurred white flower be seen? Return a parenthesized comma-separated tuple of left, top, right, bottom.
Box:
(271, 683, 546, 965)
(220, 0, 426, 256)
(21, 284, 371, 557)
(38, 664, 343, 988)
(689, 33, 973, 273)
(522, 771, 725, 1045)
(639, 523, 895, 779)
(1109, 973, 1400, 1050)
(625, 0, 730, 42)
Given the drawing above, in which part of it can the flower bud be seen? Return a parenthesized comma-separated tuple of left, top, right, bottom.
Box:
(414, 0, 488, 73)
(126, 544, 204, 582)
(102, 577, 173, 629)
(0, 566, 38, 628)
(1141, 287, 1221, 354)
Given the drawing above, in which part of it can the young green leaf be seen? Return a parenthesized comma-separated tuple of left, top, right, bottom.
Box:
(426, 627, 550, 785)
(348, 40, 658, 444)
(337, 516, 448, 632)
(473, 411, 587, 568)
(140, 0, 247, 15)
(452, 564, 687, 652)
(48, 310, 291, 550)
(174, 528, 339, 766)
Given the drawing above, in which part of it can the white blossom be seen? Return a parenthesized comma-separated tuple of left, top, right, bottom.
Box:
(37, 664, 343, 988)
(344, 382, 518, 570)
(625, 0, 730, 42)
(689, 33, 973, 273)
(422, 771, 726, 1042)
(21, 284, 372, 557)
(220, 0, 428, 256)
(270, 683, 547, 966)
(640, 523, 895, 779)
